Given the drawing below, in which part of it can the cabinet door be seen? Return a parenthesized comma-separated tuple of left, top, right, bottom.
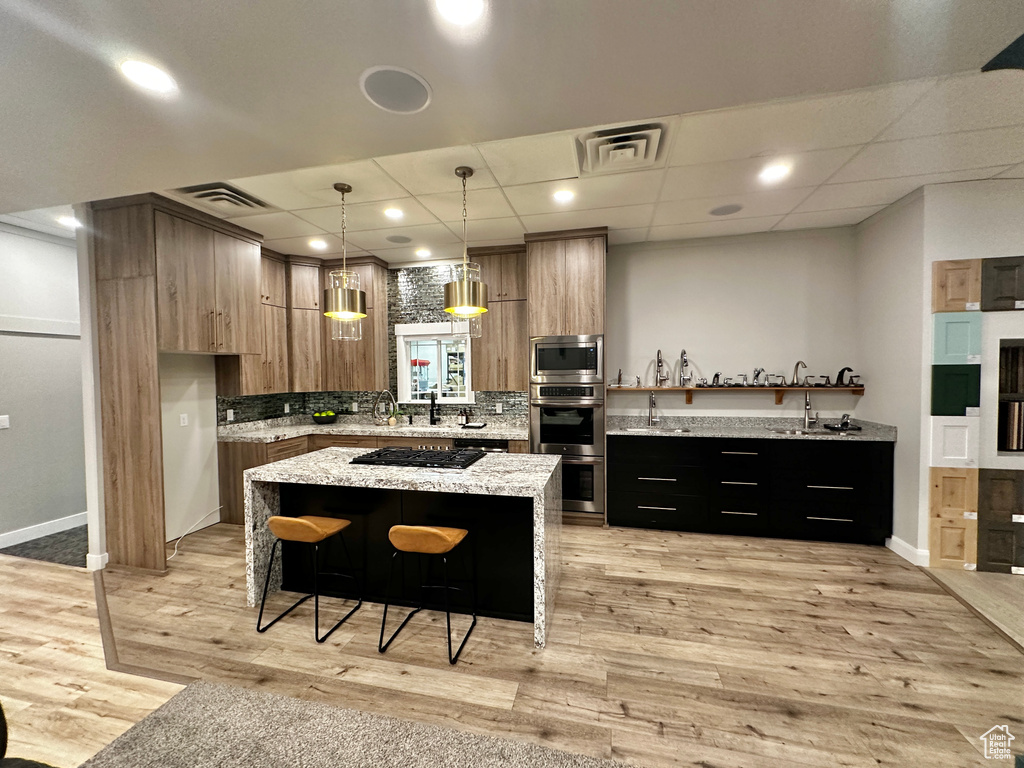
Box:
(564, 237, 605, 335)
(290, 263, 321, 310)
(214, 233, 262, 354)
(931, 364, 981, 416)
(928, 467, 979, 569)
(933, 312, 982, 365)
(932, 259, 981, 313)
(475, 254, 502, 301)
(263, 304, 289, 393)
(981, 256, 1024, 311)
(978, 469, 1024, 573)
(527, 240, 565, 337)
(155, 211, 217, 352)
(471, 301, 503, 391)
(262, 257, 286, 306)
(501, 251, 527, 301)
(502, 300, 529, 391)
(289, 308, 322, 393)
(217, 442, 267, 525)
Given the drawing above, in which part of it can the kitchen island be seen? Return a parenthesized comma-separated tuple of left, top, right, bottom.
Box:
(244, 448, 561, 647)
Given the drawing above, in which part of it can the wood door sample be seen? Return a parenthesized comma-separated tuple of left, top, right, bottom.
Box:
(502, 300, 529, 391)
(932, 259, 981, 313)
(981, 255, 1024, 311)
(288, 308, 321, 393)
(564, 236, 605, 335)
(261, 256, 286, 306)
(928, 467, 979, 569)
(263, 304, 289, 393)
(931, 364, 981, 416)
(527, 239, 565, 337)
(214, 233, 262, 354)
(502, 250, 527, 301)
(471, 300, 503, 391)
(289, 263, 321, 310)
(155, 211, 216, 352)
(932, 312, 982, 365)
(978, 469, 1024, 573)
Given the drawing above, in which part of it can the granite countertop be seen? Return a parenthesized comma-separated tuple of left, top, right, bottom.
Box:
(245, 447, 559, 496)
(606, 415, 897, 442)
(219, 416, 528, 443)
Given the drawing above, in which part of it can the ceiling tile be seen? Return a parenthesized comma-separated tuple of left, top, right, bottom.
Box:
(261, 234, 368, 259)
(293, 197, 438, 232)
(607, 227, 649, 246)
(829, 125, 1024, 184)
(0, 205, 78, 239)
(373, 146, 497, 196)
(519, 204, 654, 233)
(651, 188, 812, 227)
(224, 211, 325, 240)
(443, 216, 525, 241)
(668, 80, 933, 167)
(371, 242, 467, 264)
(345, 223, 461, 253)
(879, 71, 1024, 142)
(661, 147, 860, 201)
(775, 206, 885, 231)
(996, 163, 1024, 179)
(504, 171, 665, 217)
(476, 132, 578, 186)
(794, 167, 1012, 213)
(418, 187, 517, 220)
(647, 216, 784, 241)
(230, 159, 410, 210)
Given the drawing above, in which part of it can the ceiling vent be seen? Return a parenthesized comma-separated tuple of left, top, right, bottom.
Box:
(170, 182, 272, 216)
(575, 122, 666, 176)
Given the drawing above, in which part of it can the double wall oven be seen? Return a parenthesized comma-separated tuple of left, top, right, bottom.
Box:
(529, 335, 605, 519)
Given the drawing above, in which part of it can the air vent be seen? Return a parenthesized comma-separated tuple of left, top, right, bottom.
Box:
(575, 122, 666, 176)
(170, 182, 272, 215)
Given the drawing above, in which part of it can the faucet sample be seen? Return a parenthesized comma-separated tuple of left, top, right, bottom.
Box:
(836, 367, 854, 386)
(656, 350, 669, 387)
(711, 372, 722, 386)
(679, 349, 691, 387)
(803, 391, 819, 431)
(790, 360, 808, 387)
(373, 389, 398, 425)
(648, 391, 660, 427)
(429, 390, 440, 425)
(752, 367, 765, 386)
(735, 373, 748, 387)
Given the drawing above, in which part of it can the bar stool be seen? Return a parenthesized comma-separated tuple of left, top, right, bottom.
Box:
(257, 515, 362, 643)
(378, 525, 477, 665)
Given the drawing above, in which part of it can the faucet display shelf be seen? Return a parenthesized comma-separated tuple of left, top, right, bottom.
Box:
(606, 385, 865, 405)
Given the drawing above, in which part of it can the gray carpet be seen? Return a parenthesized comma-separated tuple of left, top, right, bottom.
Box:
(79, 681, 630, 768)
(0, 526, 87, 568)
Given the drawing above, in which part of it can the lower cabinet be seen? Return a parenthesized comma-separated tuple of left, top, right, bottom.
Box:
(607, 436, 894, 545)
(218, 436, 309, 525)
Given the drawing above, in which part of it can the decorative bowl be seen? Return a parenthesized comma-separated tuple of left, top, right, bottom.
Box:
(312, 414, 338, 424)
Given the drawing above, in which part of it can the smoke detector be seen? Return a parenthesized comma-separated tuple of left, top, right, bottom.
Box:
(575, 123, 667, 176)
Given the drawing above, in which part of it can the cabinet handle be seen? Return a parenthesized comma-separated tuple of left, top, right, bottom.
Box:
(721, 481, 757, 486)
(807, 485, 854, 490)
(638, 505, 676, 511)
(209, 311, 216, 350)
(807, 516, 853, 523)
(722, 510, 757, 516)
(217, 311, 224, 349)
(721, 451, 758, 455)
(638, 477, 676, 482)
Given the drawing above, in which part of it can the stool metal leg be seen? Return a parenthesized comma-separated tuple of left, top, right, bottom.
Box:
(314, 534, 363, 644)
(256, 539, 312, 633)
(443, 554, 477, 665)
(378, 551, 421, 654)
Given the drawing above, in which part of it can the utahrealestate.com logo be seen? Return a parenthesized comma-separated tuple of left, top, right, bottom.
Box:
(979, 725, 1015, 760)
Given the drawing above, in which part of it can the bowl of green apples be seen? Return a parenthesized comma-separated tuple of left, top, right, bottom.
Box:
(311, 410, 337, 424)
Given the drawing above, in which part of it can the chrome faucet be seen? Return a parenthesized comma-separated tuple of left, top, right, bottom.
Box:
(711, 372, 722, 386)
(679, 349, 691, 387)
(803, 391, 819, 431)
(648, 391, 660, 427)
(656, 350, 669, 387)
(373, 389, 398, 425)
(791, 360, 807, 387)
(752, 367, 765, 386)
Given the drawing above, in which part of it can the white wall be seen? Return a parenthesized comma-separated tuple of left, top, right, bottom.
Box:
(0, 224, 87, 542)
(159, 354, 220, 541)
(853, 192, 927, 554)
(606, 229, 862, 418)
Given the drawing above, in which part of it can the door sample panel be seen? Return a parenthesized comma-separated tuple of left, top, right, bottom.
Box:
(933, 312, 982, 365)
(981, 255, 1024, 311)
(931, 364, 981, 416)
(932, 259, 981, 313)
(928, 467, 978, 569)
(930, 416, 979, 468)
(978, 469, 1024, 573)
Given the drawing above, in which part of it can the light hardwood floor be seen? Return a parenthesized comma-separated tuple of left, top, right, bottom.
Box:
(93, 524, 1024, 767)
(928, 569, 1024, 651)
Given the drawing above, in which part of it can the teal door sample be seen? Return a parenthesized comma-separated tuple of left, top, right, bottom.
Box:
(933, 312, 982, 365)
(932, 364, 981, 416)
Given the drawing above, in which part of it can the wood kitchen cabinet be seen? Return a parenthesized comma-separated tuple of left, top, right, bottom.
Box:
(320, 256, 389, 391)
(981, 255, 1024, 311)
(263, 305, 289, 393)
(218, 436, 309, 524)
(932, 259, 981, 313)
(470, 300, 528, 392)
(526, 229, 606, 337)
(928, 467, 979, 569)
(213, 232, 263, 355)
(289, 307, 322, 392)
(289, 262, 321, 310)
(471, 246, 527, 301)
(261, 254, 286, 307)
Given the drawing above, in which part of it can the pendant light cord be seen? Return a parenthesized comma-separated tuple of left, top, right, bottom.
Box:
(341, 189, 348, 281)
(462, 175, 469, 269)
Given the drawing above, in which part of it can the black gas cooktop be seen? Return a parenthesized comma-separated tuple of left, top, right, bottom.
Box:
(350, 447, 486, 469)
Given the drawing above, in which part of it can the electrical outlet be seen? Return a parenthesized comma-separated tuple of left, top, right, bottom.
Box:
(284, 403, 290, 414)
(226, 409, 235, 422)
(179, 413, 189, 427)
(0, 415, 9, 429)
(494, 403, 503, 414)
(351, 402, 359, 413)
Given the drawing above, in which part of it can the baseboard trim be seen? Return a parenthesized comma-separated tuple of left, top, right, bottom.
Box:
(87, 551, 109, 571)
(0, 511, 87, 549)
(886, 535, 929, 566)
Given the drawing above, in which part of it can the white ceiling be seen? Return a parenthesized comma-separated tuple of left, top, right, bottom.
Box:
(1, 0, 1021, 217)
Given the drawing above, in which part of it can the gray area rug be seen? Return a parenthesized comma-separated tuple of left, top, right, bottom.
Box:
(79, 680, 629, 768)
(0, 526, 87, 568)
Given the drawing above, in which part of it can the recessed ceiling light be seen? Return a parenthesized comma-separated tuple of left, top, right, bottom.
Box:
(415, 248, 432, 258)
(384, 208, 404, 220)
(758, 161, 792, 184)
(119, 60, 178, 95)
(709, 204, 743, 217)
(435, 0, 485, 26)
(553, 190, 575, 203)
(57, 215, 82, 229)
(360, 66, 432, 114)
(309, 239, 328, 251)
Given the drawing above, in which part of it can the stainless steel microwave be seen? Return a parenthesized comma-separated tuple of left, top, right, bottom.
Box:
(530, 335, 604, 384)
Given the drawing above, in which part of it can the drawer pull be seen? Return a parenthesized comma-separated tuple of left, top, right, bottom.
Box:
(721, 481, 757, 486)
(638, 477, 676, 482)
(722, 510, 757, 516)
(807, 515, 853, 523)
(721, 451, 758, 455)
(807, 485, 854, 490)
(638, 505, 676, 511)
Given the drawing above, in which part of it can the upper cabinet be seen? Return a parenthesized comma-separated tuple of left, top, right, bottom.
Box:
(472, 246, 527, 302)
(320, 257, 389, 392)
(261, 255, 287, 307)
(932, 259, 981, 313)
(289, 262, 321, 310)
(981, 256, 1024, 312)
(526, 229, 606, 337)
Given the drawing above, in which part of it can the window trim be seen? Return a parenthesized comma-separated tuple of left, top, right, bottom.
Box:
(395, 321, 475, 405)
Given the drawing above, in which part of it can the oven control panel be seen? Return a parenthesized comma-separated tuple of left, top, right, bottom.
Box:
(538, 386, 596, 398)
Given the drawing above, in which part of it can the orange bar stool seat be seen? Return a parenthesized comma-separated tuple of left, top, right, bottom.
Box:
(257, 515, 362, 643)
(378, 525, 477, 665)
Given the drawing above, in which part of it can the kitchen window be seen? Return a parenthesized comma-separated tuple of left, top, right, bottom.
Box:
(395, 322, 475, 405)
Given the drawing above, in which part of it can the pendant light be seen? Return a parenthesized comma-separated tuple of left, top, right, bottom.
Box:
(443, 166, 488, 339)
(323, 182, 367, 341)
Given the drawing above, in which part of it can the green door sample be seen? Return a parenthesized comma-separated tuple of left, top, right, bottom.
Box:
(933, 312, 982, 365)
(931, 364, 981, 416)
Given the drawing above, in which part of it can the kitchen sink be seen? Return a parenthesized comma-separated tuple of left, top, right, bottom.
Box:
(768, 428, 831, 436)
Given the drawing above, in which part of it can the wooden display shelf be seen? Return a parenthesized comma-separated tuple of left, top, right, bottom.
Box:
(606, 385, 865, 405)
